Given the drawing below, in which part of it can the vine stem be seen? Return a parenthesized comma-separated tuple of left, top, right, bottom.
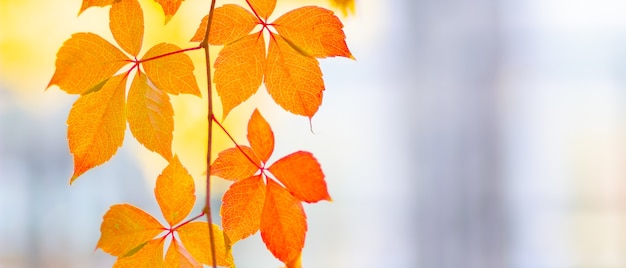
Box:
(201, 0, 218, 268)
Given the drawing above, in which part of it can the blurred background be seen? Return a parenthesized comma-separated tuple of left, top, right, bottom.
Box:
(3, 0, 626, 267)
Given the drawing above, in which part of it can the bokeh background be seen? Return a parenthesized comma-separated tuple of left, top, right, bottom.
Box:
(3, 0, 626, 267)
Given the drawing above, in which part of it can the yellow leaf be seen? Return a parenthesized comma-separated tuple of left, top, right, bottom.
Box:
(97, 204, 164, 257)
(109, 0, 144, 56)
(127, 72, 173, 160)
(113, 239, 165, 268)
(155, 155, 195, 226)
(214, 33, 265, 119)
(67, 74, 127, 183)
(48, 33, 128, 94)
(329, 0, 355, 17)
(142, 43, 201, 96)
(265, 35, 324, 117)
(178, 222, 234, 267)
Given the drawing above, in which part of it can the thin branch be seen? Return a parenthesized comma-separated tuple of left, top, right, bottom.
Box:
(201, 0, 218, 268)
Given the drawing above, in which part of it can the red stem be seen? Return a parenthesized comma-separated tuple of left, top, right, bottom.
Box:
(138, 45, 202, 63)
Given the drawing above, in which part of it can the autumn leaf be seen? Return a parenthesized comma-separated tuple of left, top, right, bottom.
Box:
(213, 33, 266, 119)
(113, 239, 164, 268)
(98, 157, 234, 266)
(164, 240, 203, 268)
(191, 1, 352, 118)
(127, 72, 174, 160)
(78, 0, 115, 15)
(142, 43, 201, 96)
(261, 179, 307, 263)
(215, 109, 330, 263)
(221, 175, 265, 242)
(210, 146, 261, 181)
(97, 204, 164, 257)
(109, 0, 144, 56)
(190, 4, 258, 44)
(178, 222, 235, 267)
(155, 155, 195, 226)
(67, 74, 127, 183)
(273, 6, 352, 58)
(246, 0, 276, 21)
(48, 33, 128, 95)
(154, 0, 184, 24)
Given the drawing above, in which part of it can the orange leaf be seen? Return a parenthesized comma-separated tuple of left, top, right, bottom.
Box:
(142, 43, 201, 96)
(127, 72, 173, 160)
(78, 0, 115, 15)
(154, 0, 184, 24)
(214, 33, 265, 119)
(164, 240, 203, 268)
(190, 5, 258, 45)
(112, 239, 164, 268)
(265, 35, 324, 117)
(178, 222, 234, 267)
(247, 0, 276, 20)
(109, 0, 144, 56)
(48, 33, 128, 94)
(97, 204, 164, 257)
(155, 155, 195, 226)
(211, 146, 260, 181)
(67, 74, 127, 183)
(284, 252, 302, 268)
(261, 179, 307, 263)
(268, 151, 330, 203)
(273, 6, 352, 58)
(247, 109, 274, 163)
(221, 175, 265, 242)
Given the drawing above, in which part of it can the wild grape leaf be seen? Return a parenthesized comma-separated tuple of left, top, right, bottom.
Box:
(164, 240, 203, 268)
(246, 0, 276, 21)
(127, 72, 174, 160)
(155, 155, 195, 226)
(47, 33, 128, 95)
(190, 4, 257, 45)
(113, 239, 164, 268)
(109, 0, 144, 56)
(213, 33, 265, 118)
(98, 157, 234, 266)
(142, 43, 201, 96)
(268, 151, 330, 203)
(273, 6, 352, 58)
(191, 1, 352, 118)
(215, 109, 330, 263)
(96, 204, 164, 257)
(211, 146, 260, 181)
(78, 0, 115, 15)
(220, 175, 265, 242)
(177, 222, 235, 267)
(261, 179, 307, 263)
(265, 36, 324, 116)
(154, 0, 184, 24)
(67, 74, 127, 184)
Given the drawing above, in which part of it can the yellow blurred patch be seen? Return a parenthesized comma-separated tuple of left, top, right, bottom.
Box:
(330, 0, 355, 16)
